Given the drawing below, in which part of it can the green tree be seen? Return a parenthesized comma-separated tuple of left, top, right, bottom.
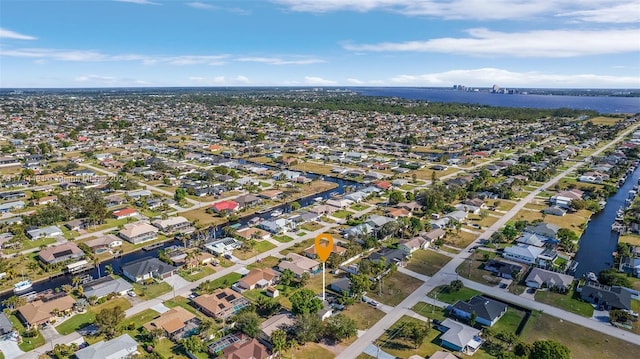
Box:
(323, 314, 357, 342)
(234, 310, 260, 338)
(530, 340, 570, 359)
(290, 288, 323, 315)
(290, 201, 301, 211)
(300, 272, 311, 287)
(255, 295, 281, 317)
(349, 273, 371, 300)
(293, 312, 323, 344)
(174, 188, 187, 203)
(279, 269, 295, 287)
(270, 329, 288, 354)
(388, 190, 404, 205)
(95, 305, 125, 339)
(181, 335, 204, 353)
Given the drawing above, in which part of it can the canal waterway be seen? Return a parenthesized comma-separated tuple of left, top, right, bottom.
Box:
(0, 167, 360, 302)
(573, 164, 640, 278)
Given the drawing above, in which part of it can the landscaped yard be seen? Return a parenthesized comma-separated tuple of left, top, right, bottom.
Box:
(132, 281, 173, 299)
(273, 235, 294, 243)
(456, 251, 502, 286)
(196, 272, 242, 293)
(282, 342, 335, 359)
(247, 255, 280, 270)
(366, 271, 423, 306)
(342, 302, 387, 330)
(350, 203, 370, 211)
(534, 288, 594, 317)
(56, 297, 133, 335)
(427, 285, 481, 304)
(522, 312, 639, 359)
(8, 314, 45, 352)
(405, 250, 452, 276)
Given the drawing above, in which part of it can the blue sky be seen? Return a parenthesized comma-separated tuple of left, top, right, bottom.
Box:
(1, 0, 639, 88)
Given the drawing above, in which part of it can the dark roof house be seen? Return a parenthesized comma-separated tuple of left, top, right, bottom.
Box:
(450, 296, 508, 327)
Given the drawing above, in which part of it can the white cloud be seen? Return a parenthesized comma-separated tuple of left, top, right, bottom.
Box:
(343, 28, 640, 57)
(390, 68, 640, 88)
(187, 2, 216, 10)
(235, 75, 250, 83)
(347, 78, 365, 84)
(273, 0, 633, 22)
(75, 74, 117, 83)
(237, 57, 324, 65)
(557, 3, 640, 23)
(304, 76, 336, 85)
(114, 0, 160, 5)
(0, 28, 37, 40)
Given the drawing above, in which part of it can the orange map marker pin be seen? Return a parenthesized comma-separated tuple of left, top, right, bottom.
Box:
(315, 233, 333, 263)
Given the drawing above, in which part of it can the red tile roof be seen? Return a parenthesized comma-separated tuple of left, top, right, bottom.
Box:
(211, 200, 239, 212)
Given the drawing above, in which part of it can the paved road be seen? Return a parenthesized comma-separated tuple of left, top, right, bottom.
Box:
(337, 123, 640, 358)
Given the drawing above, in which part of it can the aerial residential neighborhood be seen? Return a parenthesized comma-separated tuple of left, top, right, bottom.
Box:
(0, 89, 638, 359)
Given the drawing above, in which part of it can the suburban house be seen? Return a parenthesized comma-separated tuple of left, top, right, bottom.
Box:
(542, 206, 567, 217)
(259, 312, 295, 344)
(257, 220, 285, 234)
(277, 253, 320, 278)
(368, 247, 406, 268)
(127, 189, 152, 199)
(438, 318, 483, 354)
(64, 219, 87, 231)
(580, 282, 633, 311)
(143, 307, 200, 341)
(0, 200, 25, 214)
(235, 194, 262, 208)
(26, 225, 63, 240)
(210, 200, 240, 214)
(74, 334, 138, 359)
(329, 277, 351, 295)
(235, 268, 279, 291)
(503, 245, 545, 264)
(483, 260, 523, 279)
(16, 295, 76, 327)
(304, 243, 347, 259)
(38, 242, 85, 265)
(0, 313, 13, 336)
(523, 223, 560, 241)
(192, 288, 250, 320)
(550, 189, 584, 209)
(83, 276, 133, 299)
(429, 351, 460, 359)
(151, 216, 193, 234)
(118, 222, 159, 244)
(525, 268, 574, 290)
(84, 234, 122, 253)
(398, 236, 430, 255)
(204, 237, 241, 256)
(236, 227, 272, 241)
(121, 257, 177, 283)
(112, 208, 138, 220)
(105, 194, 126, 208)
(450, 296, 508, 327)
(222, 338, 273, 359)
(31, 195, 58, 206)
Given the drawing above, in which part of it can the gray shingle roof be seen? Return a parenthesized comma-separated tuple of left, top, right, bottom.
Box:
(452, 296, 508, 323)
(122, 257, 176, 278)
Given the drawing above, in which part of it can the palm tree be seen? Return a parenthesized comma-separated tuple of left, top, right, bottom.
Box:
(72, 276, 82, 289)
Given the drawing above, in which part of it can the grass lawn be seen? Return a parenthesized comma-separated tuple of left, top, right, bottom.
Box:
(445, 231, 478, 248)
(233, 241, 276, 260)
(342, 302, 387, 330)
(164, 296, 205, 319)
(350, 203, 370, 211)
(522, 312, 639, 359)
(333, 209, 354, 219)
(428, 285, 481, 304)
(492, 307, 526, 334)
(589, 116, 623, 126)
(300, 222, 323, 232)
(197, 272, 242, 293)
(4, 237, 56, 254)
(534, 288, 594, 317)
(510, 209, 590, 234)
(56, 297, 133, 335)
(411, 302, 447, 322)
(405, 249, 452, 276)
(9, 314, 45, 352)
(181, 207, 228, 227)
(179, 265, 216, 282)
(247, 256, 280, 270)
(366, 271, 423, 306)
(280, 238, 315, 256)
(273, 235, 294, 243)
(154, 338, 189, 359)
(132, 281, 173, 299)
(283, 342, 335, 359)
(620, 234, 640, 246)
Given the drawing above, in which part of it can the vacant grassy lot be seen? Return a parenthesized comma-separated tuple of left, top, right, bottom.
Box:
(283, 342, 335, 359)
(350, 203, 370, 211)
(405, 250, 452, 276)
(522, 312, 639, 359)
(273, 235, 294, 243)
(179, 265, 216, 282)
(411, 302, 447, 322)
(535, 288, 594, 317)
(333, 209, 355, 219)
(342, 302, 387, 330)
(132, 281, 172, 299)
(589, 116, 623, 126)
(510, 208, 590, 234)
(620, 234, 640, 246)
(233, 240, 276, 260)
(492, 307, 527, 334)
(247, 255, 280, 270)
(428, 285, 481, 304)
(366, 271, 423, 306)
(456, 252, 503, 287)
(197, 272, 242, 294)
(445, 230, 478, 248)
(181, 207, 228, 227)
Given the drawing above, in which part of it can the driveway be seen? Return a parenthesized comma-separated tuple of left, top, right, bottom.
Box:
(0, 335, 24, 359)
(592, 307, 610, 323)
(164, 274, 190, 291)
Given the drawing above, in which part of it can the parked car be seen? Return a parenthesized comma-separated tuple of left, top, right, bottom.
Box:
(127, 290, 137, 297)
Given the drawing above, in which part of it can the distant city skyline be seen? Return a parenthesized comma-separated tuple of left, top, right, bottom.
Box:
(1, 0, 639, 88)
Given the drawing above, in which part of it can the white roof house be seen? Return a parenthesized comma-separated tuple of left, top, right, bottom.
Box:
(27, 225, 63, 239)
(503, 245, 545, 264)
(75, 334, 138, 359)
